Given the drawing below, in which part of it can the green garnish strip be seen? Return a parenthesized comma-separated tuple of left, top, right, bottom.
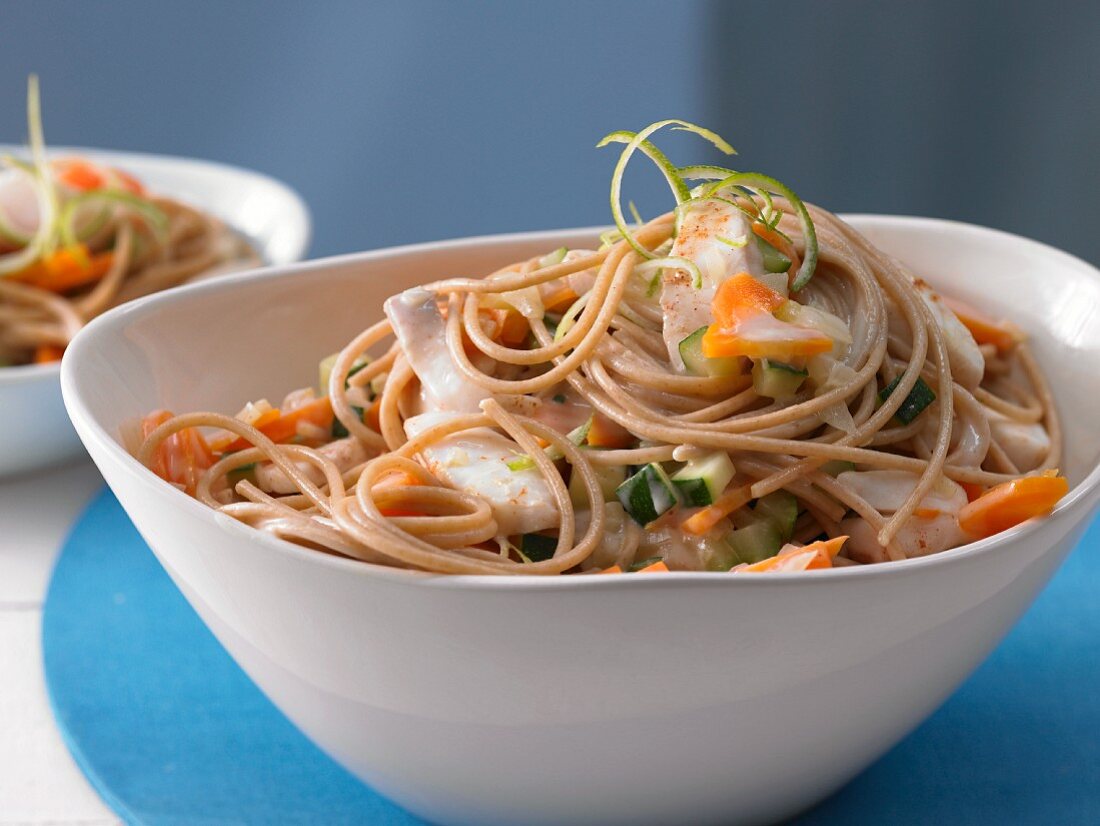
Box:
(505, 415, 593, 471)
(879, 373, 937, 424)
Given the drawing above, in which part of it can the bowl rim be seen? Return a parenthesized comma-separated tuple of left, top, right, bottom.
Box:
(61, 214, 1100, 589)
(0, 143, 312, 386)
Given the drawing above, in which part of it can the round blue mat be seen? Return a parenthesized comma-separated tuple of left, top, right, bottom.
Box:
(44, 489, 1100, 825)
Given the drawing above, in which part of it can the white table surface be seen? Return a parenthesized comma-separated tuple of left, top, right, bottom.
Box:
(0, 459, 119, 824)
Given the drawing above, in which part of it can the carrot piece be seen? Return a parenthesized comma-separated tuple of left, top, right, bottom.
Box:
(371, 469, 427, 517)
(738, 536, 847, 573)
(711, 272, 786, 326)
(53, 158, 106, 191)
(960, 481, 984, 503)
(600, 565, 623, 574)
(701, 326, 833, 360)
(704, 273, 831, 360)
(141, 409, 214, 496)
(751, 223, 801, 276)
(33, 344, 65, 363)
(958, 473, 1069, 539)
(939, 295, 1018, 353)
(636, 560, 669, 573)
(12, 246, 115, 293)
(218, 397, 334, 452)
(586, 413, 634, 449)
(543, 285, 579, 313)
(682, 484, 754, 536)
(913, 507, 942, 520)
(365, 397, 383, 432)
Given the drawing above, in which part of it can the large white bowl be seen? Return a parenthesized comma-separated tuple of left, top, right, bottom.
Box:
(62, 218, 1100, 826)
(0, 146, 311, 478)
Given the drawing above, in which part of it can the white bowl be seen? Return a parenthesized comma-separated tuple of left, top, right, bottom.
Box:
(62, 218, 1100, 826)
(0, 146, 311, 477)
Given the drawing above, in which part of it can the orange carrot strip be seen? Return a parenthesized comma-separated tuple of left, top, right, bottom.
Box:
(33, 344, 65, 363)
(586, 413, 634, 449)
(141, 409, 214, 496)
(701, 327, 833, 360)
(939, 295, 1019, 353)
(219, 397, 334, 453)
(958, 473, 1069, 539)
(682, 484, 754, 536)
(913, 507, 942, 520)
(636, 560, 670, 573)
(960, 481, 984, 503)
(600, 565, 623, 574)
(543, 285, 579, 313)
(738, 536, 847, 573)
(711, 272, 786, 325)
(12, 247, 115, 293)
(365, 397, 383, 433)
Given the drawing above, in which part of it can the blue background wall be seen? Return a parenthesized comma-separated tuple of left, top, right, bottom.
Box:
(1, 1, 1098, 264)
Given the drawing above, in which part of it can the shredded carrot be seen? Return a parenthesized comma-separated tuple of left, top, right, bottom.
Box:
(703, 273, 831, 360)
(217, 397, 334, 453)
(33, 344, 65, 363)
(543, 285, 579, 313)
(711, 272, 786, 323)
(751, 223, 801, 276)
(12, 246, 115, 293)
(958, 472, 1069, 539)
(939, 295, 1018, 353)
(960, 481, 984, 503)
(913, 507, 942, 520)
(365, 397, 383, 432)
(372, 470, 427, 517)
(53, 158, 144, 195)
(141, 409, 214, 496)
(636, 560, 670, 573)
(586, 413, 634, 449)
(737, 536, 847, 573)
(600, 565, 623, 574)
(682, 484, 754, 536)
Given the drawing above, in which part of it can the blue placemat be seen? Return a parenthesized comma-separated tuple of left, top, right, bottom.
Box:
(43, 489, 1100, 825)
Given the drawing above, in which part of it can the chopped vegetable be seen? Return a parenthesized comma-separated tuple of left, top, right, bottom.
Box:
(958, 472, 1069, 539)
(616, 463, 679, 525)
(629, 556, 664, 572)
(753, 490, 798, 542)
(600, 565, 623, 574)
(586, 413, 634, 449)
(879, 374, 937, 424)
(681, 483, 753, 535)
(318, 353, 371, 396)
(752, 358, 807, 400)
(371, 469, 428, 517)
(702, 274, 832, 360)
(507, 415, 593, 471)
(939, 294, 1018, 353)
(734, 536, 847, 572)
(141, 409, 214, 495)
(10, 246, 114, 293)
(33, 343, 64, 363)
(820, 459, 857, 477)
(678, 326, 742, 378)
(216, 397, 334, 452)
(520, 533, 558, 562)
(542, 284, 579, 313)
(568, 462, 627, 506)
(671, 451, 736, 507)
(752, 224, 795, 274)
(539, 247, 568, 267)
(727, 520, 783, 565)
(635, 559, 670, 573)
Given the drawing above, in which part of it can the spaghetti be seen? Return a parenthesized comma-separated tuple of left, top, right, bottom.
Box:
(136, 120, 1066, 575)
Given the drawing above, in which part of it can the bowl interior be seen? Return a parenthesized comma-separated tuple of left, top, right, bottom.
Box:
(66, 217, 1100, 487)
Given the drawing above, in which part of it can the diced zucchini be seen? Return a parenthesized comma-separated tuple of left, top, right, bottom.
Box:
(879, 374, 936, 424)
(671, 451, 735, 507)
(539, 246, 568, 267)
(226, 462, 257, 486)
(678, 326, 741, 378)
(752, 358, 808, 400)
(332, 405, 365, 439)
(727, 520, 783, 565)
(820, 459, 856, 477)
(519, 533, 558, 562)
(507, 416, 593, 471)
(755, 232, 792, 273)
(319, 353, 372, 396)
(754, 490, 798, 542)
(569, 461, 628, 506)
(616, 463, 679, 526)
